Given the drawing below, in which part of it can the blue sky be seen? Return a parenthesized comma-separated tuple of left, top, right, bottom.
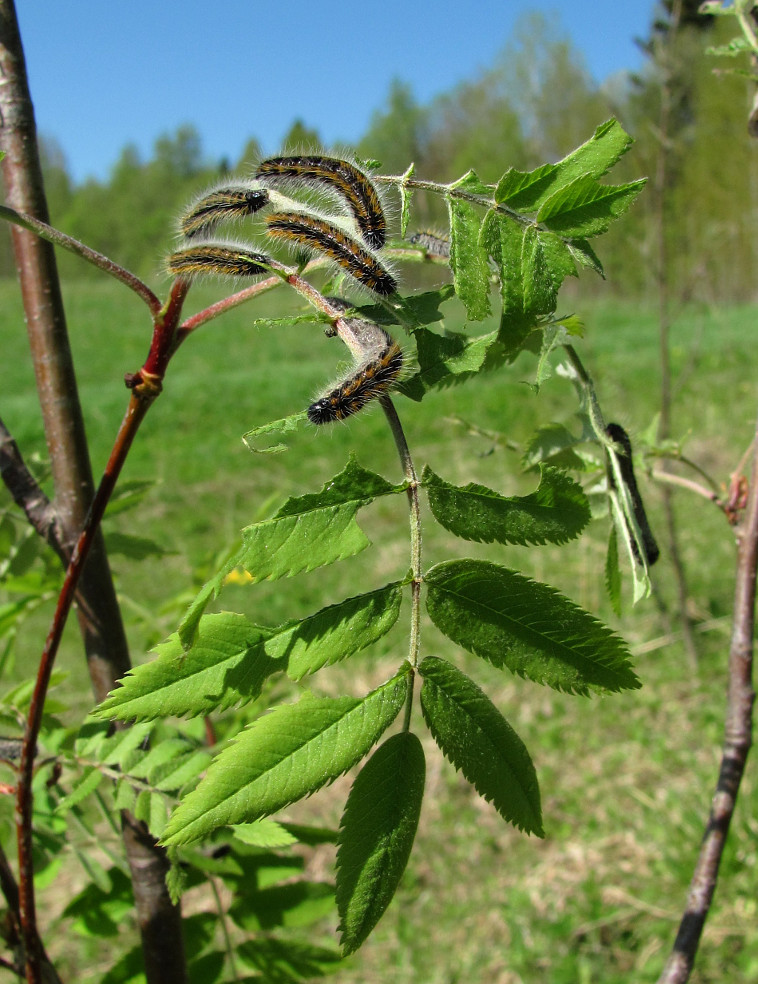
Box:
(16, 2, 657, 185)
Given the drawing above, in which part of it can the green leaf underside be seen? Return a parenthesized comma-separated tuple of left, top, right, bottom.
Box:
(399, 327, 506, 400)
(97, 584, 403, 722)
(425, 559, 639, 695)
(494, 119, 634, 212)
(448, 198, 491, 321)
(423, 465, 591, 546)
(606, 524, 622, 617)
(161, 667, 410, 845)
(419, 657, 542, 835)
(480, 211, 531, 336)
(178, 456, 403, 647)
(336, 732, 425, 954)
(537, 174, 646, 238)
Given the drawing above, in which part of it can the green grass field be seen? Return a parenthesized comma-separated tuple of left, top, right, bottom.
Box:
(1, 277, 757, 982)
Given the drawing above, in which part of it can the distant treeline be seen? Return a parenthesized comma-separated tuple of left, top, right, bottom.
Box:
(4, 10, 756, 303)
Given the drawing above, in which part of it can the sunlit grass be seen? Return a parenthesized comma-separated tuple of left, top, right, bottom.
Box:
(1, 277, 756, 981)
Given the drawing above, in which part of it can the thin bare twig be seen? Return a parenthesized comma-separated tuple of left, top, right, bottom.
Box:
(0, 417, 66, 563)
(657, 425, 757, 983)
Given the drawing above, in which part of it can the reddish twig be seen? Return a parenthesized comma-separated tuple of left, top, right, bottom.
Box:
(657, 423, 758, 983)
(0, 205, 161, 314)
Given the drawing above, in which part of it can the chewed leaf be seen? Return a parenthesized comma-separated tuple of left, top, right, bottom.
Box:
(447, 198, 491, 321)
(161, 666, 410, 845)
(423, 465, 590, 546)
(336, 732, 425, 954)
(242, 412, 307, 454)
(425, 559, 639, 695)
(399, 328, 506, 401)
(419, 657, 542, 834)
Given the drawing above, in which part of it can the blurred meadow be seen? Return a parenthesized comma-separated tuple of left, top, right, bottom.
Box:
(2, 272, 756, 981)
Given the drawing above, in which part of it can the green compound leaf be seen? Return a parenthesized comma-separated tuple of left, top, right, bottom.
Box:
(425, 559, 639, 695)
(419, 656, 542, 835)
(447, 197, 491, 321)
(161, 666, 411, 846)
(336, 732, 425, 955)
(178, 455, 404, 647)
(98, 583, 403, 721)
(422, 465, 591, 546)
(537, 174, 646, 239)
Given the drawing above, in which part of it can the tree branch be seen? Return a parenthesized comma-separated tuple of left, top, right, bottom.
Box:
(657, 418, 757, 983)
(0, 416, 66, 563)
(0, 3, 187, 982)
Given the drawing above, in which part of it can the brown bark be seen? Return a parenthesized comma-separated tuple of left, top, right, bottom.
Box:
(0, 3, 186, 982)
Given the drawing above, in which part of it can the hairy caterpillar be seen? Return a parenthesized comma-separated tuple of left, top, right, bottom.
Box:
(166, 242, 273, 280)
(256, 155, 386, 250)
(266, 211, 396, 295)
(606, 423, 660, 566)
(409, 230, 451, 259)
(308, 323, 403, 424)
(180, 185, 270, 239)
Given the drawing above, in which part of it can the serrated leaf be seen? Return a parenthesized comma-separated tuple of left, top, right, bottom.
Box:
(114, 778, 137, 813)
(494, 163, 558, 210)
(419, 657, 542, 834)
(537, 174, 646, 238)
(447, 198, 491, 321)
(178, 456, 403, 647)
(151, 749, 212, 792)
(522, 225, 558, 317)
(425, 559, 639, 695)
(125, 738, 190, 778)
(423, 465, 590, 546)
(567, 238, 604, 277)
(75, 720, 153, 763)
(134, 789, 168, 837)
(336, 732, 425, 954)
(99, 584, 402, 722)
(480, 210, 530, 343)
(161, 667, 410, 845)
(495, 119, 635, 212)
(231, 819, 298, 848)
(399, 327, 506, 400)
(55, 767, 103, 814)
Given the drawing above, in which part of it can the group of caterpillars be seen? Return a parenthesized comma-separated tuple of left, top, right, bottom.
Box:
(168, 154, 413, 425)
(168, 156, 658, 566)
